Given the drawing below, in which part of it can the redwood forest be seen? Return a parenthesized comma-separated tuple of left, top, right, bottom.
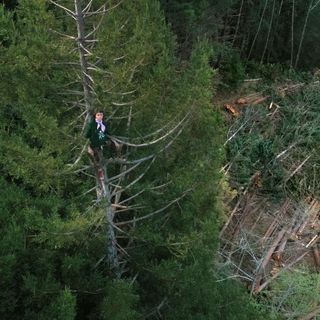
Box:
(0, 0, 319, 319)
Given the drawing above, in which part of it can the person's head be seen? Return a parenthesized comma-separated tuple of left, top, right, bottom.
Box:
(95, 111, 104, 122)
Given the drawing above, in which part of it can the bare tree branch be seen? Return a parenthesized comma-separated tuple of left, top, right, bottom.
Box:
(48, 28, 76, 40)
(82, 0, 93, 13)
(286, 154, 312, 180)
(85, 10, 106, 38)
(50, 0, 75, 18)
(112, 113, 190, 148)
(84, 0, 124, 17)
(115, 190, 191, 226)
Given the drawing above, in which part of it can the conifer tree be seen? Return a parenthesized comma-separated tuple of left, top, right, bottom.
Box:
(0, 1, 276, 319)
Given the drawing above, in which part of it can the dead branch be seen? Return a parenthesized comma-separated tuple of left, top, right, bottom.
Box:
(312, 246, 320, 270)
(275, 142, 298, 160)
(49, 0, 75, 18)
(84, 0, 124, 17)
(85, 10, 106, 39)
(220, 171, 261, 237)
(286, 155, 312, 180)
(112, 113, 189, 148)
(111, 158, 156, 197)
(251, 228, 287, 294)
(82, 0, 93, 13)
(218, 251, 254, 281)
(111, 100, 137, 106)
(306, 235, 319, 248)
(254, 250, 310, 294)
(224, 118, 250, 146)
(297, 199, 319, 236)
(119, 189, 145, 205)
(115, 190, 191, 226)
(48, 28, 76, 40)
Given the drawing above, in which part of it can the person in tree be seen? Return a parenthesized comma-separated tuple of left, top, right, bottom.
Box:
(85, 110, 121, 161)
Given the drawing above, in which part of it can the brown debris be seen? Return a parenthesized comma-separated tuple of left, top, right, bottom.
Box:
(235, 97, 248, 105)
(224, 103, 240, 116)
(220, 195, 320, 295)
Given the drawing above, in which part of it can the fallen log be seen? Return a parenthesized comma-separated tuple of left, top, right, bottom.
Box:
(312, 245, 320, 270)
(260, 200, 289, 247)
(251, 228, 287, 294)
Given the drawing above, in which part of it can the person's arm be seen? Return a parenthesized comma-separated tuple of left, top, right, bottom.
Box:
(103, 121, 109, 136)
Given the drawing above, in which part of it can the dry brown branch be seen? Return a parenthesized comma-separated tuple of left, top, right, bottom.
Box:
(250, 96, 270, 105)
(297, 200, 319, 236)
(273, 223, 294, 262)
(220, 171, 263, 237)
(219, 197, 243, 238)
(306, 235, 318, 248)
(254, 250, 310, 294)
(312, 246, 320, 270)
(251, 228, 287, 294)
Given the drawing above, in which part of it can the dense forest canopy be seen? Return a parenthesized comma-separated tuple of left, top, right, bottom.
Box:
(0, 0, 319, 319)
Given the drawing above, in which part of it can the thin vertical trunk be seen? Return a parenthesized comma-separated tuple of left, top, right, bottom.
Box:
(74, 0, 93, 127)
(290, 0, 295, 67)
(247, 0, 269, 60)
(294, 1, 312, 68)
(232, 0, 244, 47)
(101, 168, 120, 276)
(260, 0, 276, 63)
(74, 0, 120, 276)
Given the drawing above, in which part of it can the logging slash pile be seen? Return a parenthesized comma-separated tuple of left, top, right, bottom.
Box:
(219, 80, 320, 300)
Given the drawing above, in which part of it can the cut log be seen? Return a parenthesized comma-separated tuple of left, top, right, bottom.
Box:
(254, 250, 309, 294)
(235, 98, 248, 105)
(260, 200, 289, 246)
(312, 245, 320, 270)
(297, 199, 319, 236)
(251, 228, 287, 294)
(272, 224, 293, 266)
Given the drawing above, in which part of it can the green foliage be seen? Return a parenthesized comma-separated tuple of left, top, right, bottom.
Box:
(0, 1, 279, 319)
(263, 268, 320, 319)
(38, 288, 76, 320)
(159, 0, 235, 48)
(99, 280, 140, 320)
(0, 0, 80, 194)
(216, 45, 246, 89)
(226, 81, 320, 200)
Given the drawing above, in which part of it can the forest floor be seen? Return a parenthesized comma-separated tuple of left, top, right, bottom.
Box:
(216, 80, 320, 295)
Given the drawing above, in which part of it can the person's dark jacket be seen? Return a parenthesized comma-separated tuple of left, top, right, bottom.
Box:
(84, 119, 108, 148)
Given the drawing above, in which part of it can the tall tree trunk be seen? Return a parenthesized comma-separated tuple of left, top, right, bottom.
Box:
(74, 0, 120, 276)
